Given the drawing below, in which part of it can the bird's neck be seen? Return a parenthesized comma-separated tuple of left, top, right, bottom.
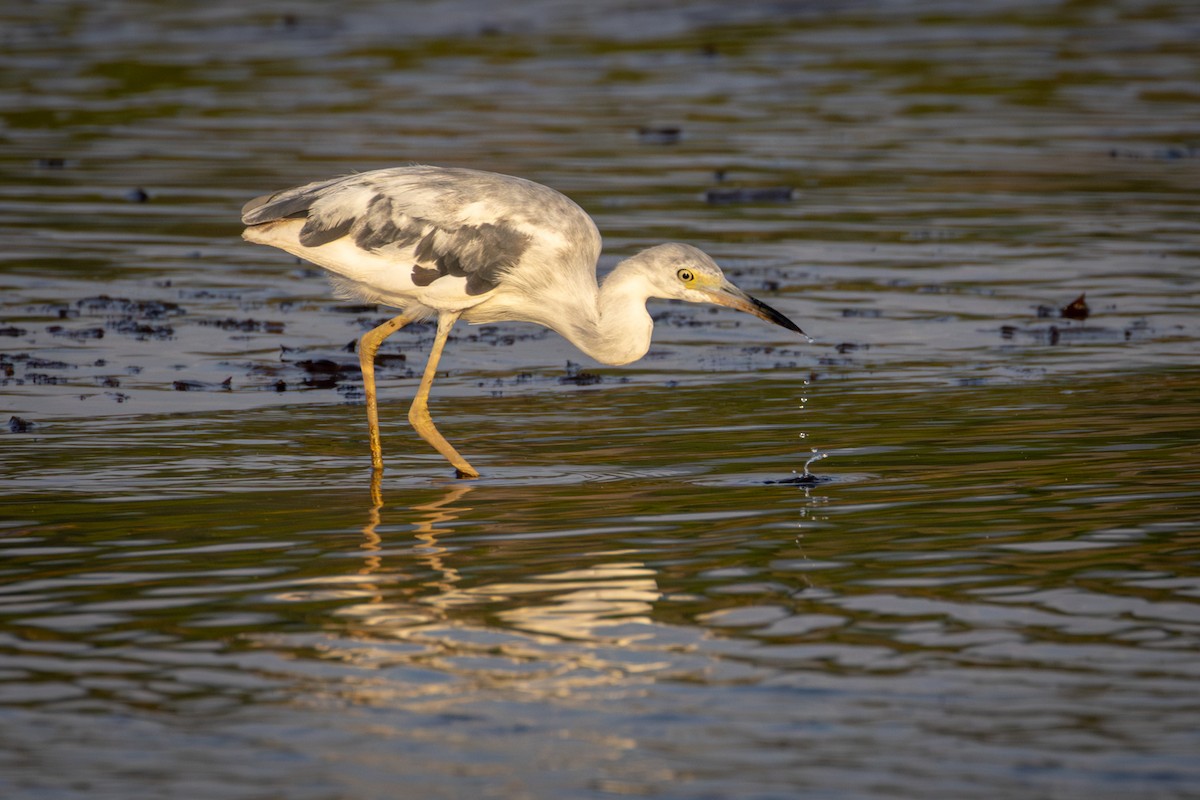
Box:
(560, 259, 655, 366)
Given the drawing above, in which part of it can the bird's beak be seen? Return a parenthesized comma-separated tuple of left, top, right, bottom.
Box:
(704, 282, 806, 336)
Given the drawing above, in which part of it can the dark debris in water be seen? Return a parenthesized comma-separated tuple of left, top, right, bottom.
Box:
(637, 126, 683, 145)
(1109, 143, 1199, 161)
(47, 325, 105, 340)
(1037, 292, 1091, 320)
(765, 472, 833, 486)
(197, 317, 285, 334)
(110, 319, 174, 341)
(34, 295, 187, 341)
(463, 324, 551, 348)
(705, 169, 795, 204)
(39, 296, 189, 340)
(1060, 293, 1090, 321)
(173, 377, 232, 392)
(1000, 291, 1146, 344)
(2, 275, 818, 413)
(705, 186, 795, 205)
(293, 359, 359, 389)
(560, 360, 602, 386)
(328, 304, 379, 314)
(75, 295, 183, 319)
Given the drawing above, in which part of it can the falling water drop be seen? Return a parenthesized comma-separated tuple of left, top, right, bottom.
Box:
(801, 448, 828, 478)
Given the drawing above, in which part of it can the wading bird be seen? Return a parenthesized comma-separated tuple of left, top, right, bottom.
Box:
(242, 166, 804, 478)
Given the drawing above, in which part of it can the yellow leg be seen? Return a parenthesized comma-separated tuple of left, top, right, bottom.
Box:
(358, 312, 417, 472)
(409, 312, 480, 479)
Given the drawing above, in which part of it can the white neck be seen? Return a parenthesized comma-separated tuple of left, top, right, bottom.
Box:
(555, 259, 656, 366)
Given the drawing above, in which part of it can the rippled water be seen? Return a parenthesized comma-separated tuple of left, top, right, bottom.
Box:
(3, 1, 1199, 798)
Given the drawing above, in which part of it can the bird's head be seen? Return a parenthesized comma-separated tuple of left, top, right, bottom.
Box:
(635, 243, 805, 336)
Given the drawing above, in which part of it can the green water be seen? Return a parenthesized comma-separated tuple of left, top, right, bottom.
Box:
(2, 1, 1199, 798)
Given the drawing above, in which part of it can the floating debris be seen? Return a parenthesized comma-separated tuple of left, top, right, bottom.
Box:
(559, 360, 602, 386)
(637, 126, 683, 145)
(294, 358, 356, 389)
(46, 325, 104, 339)
(295, 358, 346, 375)
(1109, 144, 1198, 161)
(197, 318, 285, 333)
(1060, 292, 1090, 321)
(1036, 296, 1089, 320)
(75, 295, 183, 319)
(1014, 293, 1099, 344)
(110, 319, 174, 340)
(173, 377, 232, 391)
(767, 472, 829, 486)
(27, 370, 72, 384)
(705, 186, 795, 205)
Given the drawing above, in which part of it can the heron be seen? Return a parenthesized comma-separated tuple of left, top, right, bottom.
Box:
(241, 165, 805, 478)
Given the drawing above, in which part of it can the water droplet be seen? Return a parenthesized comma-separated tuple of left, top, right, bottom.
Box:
(801, 448, 828, 478)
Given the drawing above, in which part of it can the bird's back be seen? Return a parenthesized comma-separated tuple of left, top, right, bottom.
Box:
(242, 166, 602, 319)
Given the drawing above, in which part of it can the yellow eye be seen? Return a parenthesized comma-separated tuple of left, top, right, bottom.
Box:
(677, 268, 695, 283)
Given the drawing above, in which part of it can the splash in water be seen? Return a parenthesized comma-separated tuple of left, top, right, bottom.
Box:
(802, 447, 828, 478)
(797, 379, 828, 477)
(767, 379, 831, 485)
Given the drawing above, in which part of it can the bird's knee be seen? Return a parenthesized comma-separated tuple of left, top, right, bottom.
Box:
(358, 333, 381, 359)
(408, 404, 431, 428)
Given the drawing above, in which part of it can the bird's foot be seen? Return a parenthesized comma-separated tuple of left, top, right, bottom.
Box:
(454, 464, 481, 480)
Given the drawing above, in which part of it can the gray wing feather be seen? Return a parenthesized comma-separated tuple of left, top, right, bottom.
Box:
(242, 167, 548, 296)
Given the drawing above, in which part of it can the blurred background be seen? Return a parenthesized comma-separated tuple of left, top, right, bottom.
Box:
(2, 1, 1198, 798)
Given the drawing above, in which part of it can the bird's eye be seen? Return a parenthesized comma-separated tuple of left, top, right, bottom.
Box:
(677, 268, 695, 283)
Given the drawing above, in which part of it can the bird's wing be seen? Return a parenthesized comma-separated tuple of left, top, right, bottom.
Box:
(242, 166, 599, 298)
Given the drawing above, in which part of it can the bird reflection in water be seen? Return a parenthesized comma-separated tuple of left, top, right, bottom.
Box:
(351, 483, 661, 649)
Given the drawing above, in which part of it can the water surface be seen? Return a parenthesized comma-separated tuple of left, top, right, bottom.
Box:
(2, 1, 1199, 798)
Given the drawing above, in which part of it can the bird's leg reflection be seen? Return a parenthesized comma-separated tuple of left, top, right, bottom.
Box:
(352, 484, 664, 649)
(344, 484, 474, 638)
(408, 484, 475, 596)
(359, 482, 474, 591)
(362, 468, 386, 573)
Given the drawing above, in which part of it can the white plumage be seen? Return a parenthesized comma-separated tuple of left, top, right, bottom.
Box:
(242, 165, 804, 478)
